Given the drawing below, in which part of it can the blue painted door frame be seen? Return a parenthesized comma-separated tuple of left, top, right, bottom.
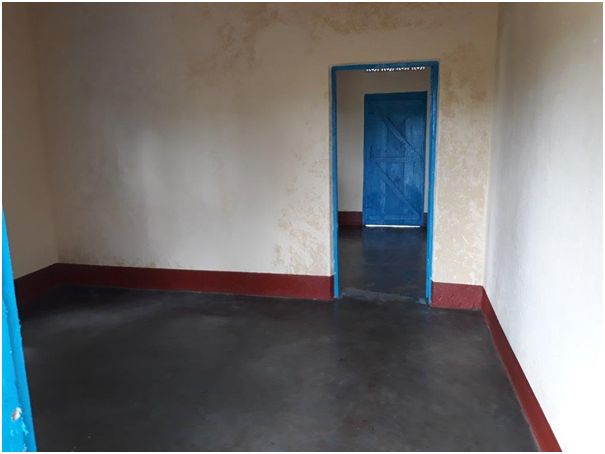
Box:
(2, 213, 37, 451)
(362, 92, 428, 226)
(331, 61, 439, 301)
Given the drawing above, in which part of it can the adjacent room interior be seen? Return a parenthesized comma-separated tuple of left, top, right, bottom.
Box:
(335, 65, 433, 303)
(2, 2, 602, 452)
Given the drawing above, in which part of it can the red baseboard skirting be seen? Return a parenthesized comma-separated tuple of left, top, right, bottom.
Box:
(481, 291, 561, 452)
(431, 280, 560, 451)
(431, 281, 483, 309)
(14, 264, 61, 305)
(15, 263, 334, 304)
(338, 211, 363, 228)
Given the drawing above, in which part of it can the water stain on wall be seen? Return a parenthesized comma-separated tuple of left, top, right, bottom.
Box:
(25, 2, 499, 281)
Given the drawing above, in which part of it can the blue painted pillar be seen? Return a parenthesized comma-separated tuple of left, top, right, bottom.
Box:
(2, 213, 36, 451)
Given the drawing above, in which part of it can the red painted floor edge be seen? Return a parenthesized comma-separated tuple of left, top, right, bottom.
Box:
(481, 290, 561, 452)
(15, 263, 334, 304)
(431, 281, 483, 309)
(14, 264, 60, 305)
(338, 211, 363, 228)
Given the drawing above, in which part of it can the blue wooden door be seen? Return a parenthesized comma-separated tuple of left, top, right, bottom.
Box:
(363, 92, 427, 226)
(2, 213, 37, 452)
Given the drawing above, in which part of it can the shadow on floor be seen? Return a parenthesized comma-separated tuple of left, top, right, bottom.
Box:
(338, 227, 426, 303)
(22, 286, 536, 451)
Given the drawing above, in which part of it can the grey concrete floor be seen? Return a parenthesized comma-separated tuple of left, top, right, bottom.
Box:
(338, 227, 426, 302)
(21, 286, 536, 451)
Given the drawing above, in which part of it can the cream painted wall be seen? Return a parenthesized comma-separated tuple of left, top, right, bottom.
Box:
(485, 3, 603, 450)
(30, 3, 498, 283)
(2, 4, 58, 278)
(336, 69, 430, 213)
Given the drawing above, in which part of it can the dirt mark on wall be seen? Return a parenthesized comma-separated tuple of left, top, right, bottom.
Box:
(182, 2, 461, 81)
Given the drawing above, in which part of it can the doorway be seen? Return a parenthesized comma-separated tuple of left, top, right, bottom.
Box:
(331, 61, 439, 302)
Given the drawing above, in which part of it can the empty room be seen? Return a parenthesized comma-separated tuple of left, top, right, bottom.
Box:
(2, 1, 603, 452)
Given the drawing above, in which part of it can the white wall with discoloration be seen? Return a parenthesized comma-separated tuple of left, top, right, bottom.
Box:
(485, 3, 603, 450)
(9, 3, 497, 283)
(2, 5, 58, 278)
(336, 69, 430, 213)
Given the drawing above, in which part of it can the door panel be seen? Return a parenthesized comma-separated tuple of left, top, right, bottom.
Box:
(363, 92, 427, 226)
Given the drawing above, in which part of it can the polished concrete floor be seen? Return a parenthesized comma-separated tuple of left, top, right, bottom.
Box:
(22, 286, 536, 451)
(338, 227, 426, 302)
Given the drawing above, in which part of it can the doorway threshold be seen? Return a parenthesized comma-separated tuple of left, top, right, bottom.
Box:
(341, 287, 427, 305)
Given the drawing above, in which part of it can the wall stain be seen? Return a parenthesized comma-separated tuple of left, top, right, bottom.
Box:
(31, 2, 498, 281)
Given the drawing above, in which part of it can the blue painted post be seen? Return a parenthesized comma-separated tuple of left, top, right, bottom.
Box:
(331, 68, 340, 298)
(425, 63, 439, 303)
(2, 213, 37, 452)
